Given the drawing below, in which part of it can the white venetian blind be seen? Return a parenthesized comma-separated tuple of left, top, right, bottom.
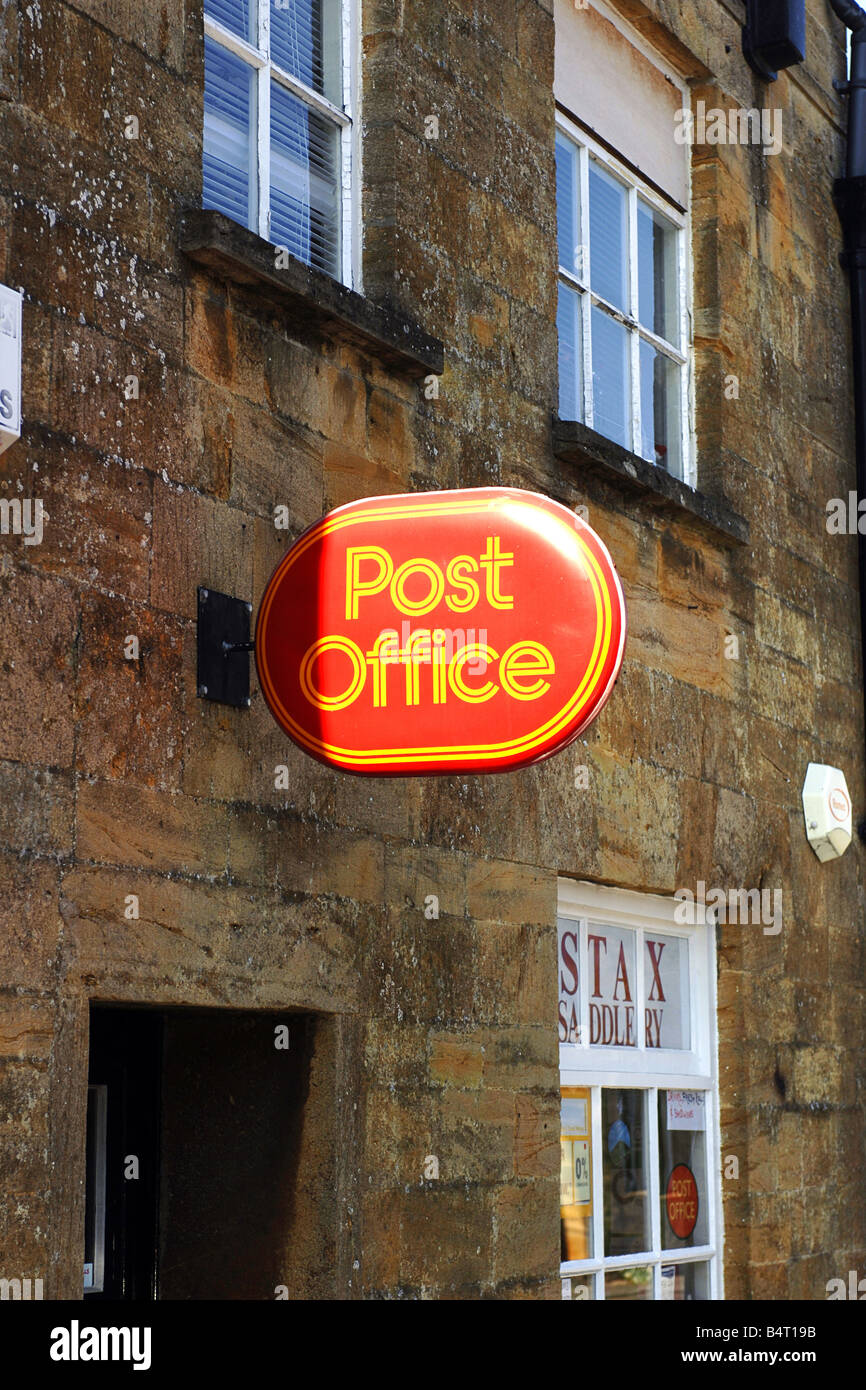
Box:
(203, 37, 255, 229)
(271, 0, 325, 93)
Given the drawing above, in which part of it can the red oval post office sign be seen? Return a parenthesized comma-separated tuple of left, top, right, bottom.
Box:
(256, 487, 626, 776)
(666, 1164, 699, 1240)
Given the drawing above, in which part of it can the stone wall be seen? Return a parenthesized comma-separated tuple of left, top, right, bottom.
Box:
(0, 0, 863, 1299)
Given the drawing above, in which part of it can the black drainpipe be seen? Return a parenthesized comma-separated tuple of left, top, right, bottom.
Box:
(831, 0, 866, 835)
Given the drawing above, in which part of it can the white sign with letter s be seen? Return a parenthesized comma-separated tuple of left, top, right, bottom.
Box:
(0, 282, 22, 454)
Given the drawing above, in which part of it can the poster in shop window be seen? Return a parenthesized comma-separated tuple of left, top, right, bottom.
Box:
(561, 1086, 592, 1262)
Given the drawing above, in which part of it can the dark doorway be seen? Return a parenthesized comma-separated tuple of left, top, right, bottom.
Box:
(84, 1005, 309, 1300)
(85, 1008, 161, 1300)
(158, 1009, 309, 1299)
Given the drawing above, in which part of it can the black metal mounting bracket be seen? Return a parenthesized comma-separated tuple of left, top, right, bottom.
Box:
(743, 29, 779, 82)
(196, 587, 254, 708)
(742, 0, 806, 84)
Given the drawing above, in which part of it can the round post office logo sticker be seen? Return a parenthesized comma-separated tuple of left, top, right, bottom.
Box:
(666, 1164, 699, 1240)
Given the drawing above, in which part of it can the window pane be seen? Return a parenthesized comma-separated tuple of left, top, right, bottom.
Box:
(561, 1087, 593, 1260)
(658, 1090, 709, 1249)
(270, 81, 341, 275)
(555, 131, 582, 277)
(205, 0, 253, 43)
(557, 284, 583, 423)
(557, 918, 582, 1044)
(271, 1, 341, 103)
(639, 340, 682, 477)
(591, 308, 630, 449)
(605, 1266, 652, 1300)
(587, 922, 637, 1048)
(562, 1275, 595, 1300)
(638, 200, 679, 346)
(589, 159, 627, 311)
(643, 932, 690, 1049)
(83, 1084, 107, 1293)
(660, 1262, 710, 1300)
(204, 38, 256, 230)
(603, 1088, 649, 1256)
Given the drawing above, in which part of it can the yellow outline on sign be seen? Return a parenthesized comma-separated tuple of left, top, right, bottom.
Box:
(257, 495, 621, 768)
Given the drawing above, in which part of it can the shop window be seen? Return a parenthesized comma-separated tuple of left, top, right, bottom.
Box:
(203, 0, 355, 283)
(554, 0, 693, 483)
(557, 881, 722, 1300)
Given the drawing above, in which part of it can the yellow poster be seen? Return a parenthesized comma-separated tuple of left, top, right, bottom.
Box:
(561, 1086, 592, 1261)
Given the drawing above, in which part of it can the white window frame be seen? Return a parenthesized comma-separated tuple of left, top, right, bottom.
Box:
(83, 1083, 108, 1294)
(558, 879, 723, 1300)
(556, 115, 694, 486)
(204, 0, 360, 288)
